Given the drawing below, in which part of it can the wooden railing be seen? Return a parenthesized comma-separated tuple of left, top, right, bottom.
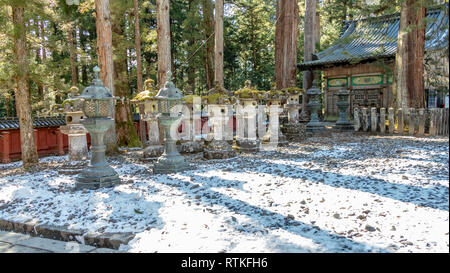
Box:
(353, 107, 449, 136)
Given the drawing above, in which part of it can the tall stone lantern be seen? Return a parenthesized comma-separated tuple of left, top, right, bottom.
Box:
(306, 80, 325, 132)
(75, 67, 120, 189)
(233, 80, 263, 153)
(153, 71, 190, 174)
(262, 89, 288, 147)
(282, 86, 306, 141)
(334, 88, 354, 130)
(131, 79, 164, 160)
(53, 86, 89, 174)
(203, 84, 236, 159)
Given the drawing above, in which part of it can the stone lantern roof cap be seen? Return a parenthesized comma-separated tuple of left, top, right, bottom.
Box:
(306, 80, 321, 95)
(78, 66, 113, 100)
(155, 71, 184, 100)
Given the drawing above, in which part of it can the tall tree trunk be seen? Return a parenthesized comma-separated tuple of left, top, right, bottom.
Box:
(186, 0, 196, 94)
(157, 0, 171, 89)
(393, 0, 426, 109)
(407, 0, 426, 109)
(214, 0, 224, 87)
(95, 0, 117, 153)
(201, 0, 215, 90)
(68, 20, 78, 86)
(133, 0, 143, 93)
(12, 5, 39, 168)
(275, 0, 299, 90)
(35, 19, 43, 98)
(302, 0, 316, 114)
(112, 15, 141, 148)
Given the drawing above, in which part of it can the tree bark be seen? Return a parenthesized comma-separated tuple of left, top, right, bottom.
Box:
(393, 0, 426, 109)
(275, 0, 299, 89)
(68, 20, 78, 86)
(202, 0, 215, 90)
(34, 19, 43, 98)
(12, 5, 39, 168)
(186, 0, 196, 95)
(112, 15, 141, 148)
(214, 0, 224, 87)
(133, 0, 143, 93)
(407, 0, 426, 109)
(157, 0, 171, 89)
(95, 0, 117, 153)
(302, 0, 316, 111)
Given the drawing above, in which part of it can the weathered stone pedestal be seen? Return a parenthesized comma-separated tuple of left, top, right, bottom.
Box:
(262, 101, 288, 147)
(234, 101, 260, 153)
(142, 114, 164, 160)
(283, 103, 306, 142)
(59, 120, 88, 175)
(204, 105, 236, 159)
(334, 88, 353, 131)
(153, 116, 190, 174)
(179, 107, 204, 154)
(76, 118, 120, 190)
(282, 122, 306, 142)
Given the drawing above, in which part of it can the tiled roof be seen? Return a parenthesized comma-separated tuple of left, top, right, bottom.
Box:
(0, 116, 66, 130)
(298, 4, 448, 70)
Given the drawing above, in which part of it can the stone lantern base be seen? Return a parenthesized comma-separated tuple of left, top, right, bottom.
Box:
(234, 138, 261, 153)
(282, 123, 307, 142)
(204, 139, 236, 159)
(143, 144, 164, 160)
(262, 130, 288, 147)
(59, 123, 88, 175)
(153, 154, 190, 174)
(334, 122, 354, 131)
(75, 118, 121, 190)
(306, 121, 325, 133)
(59, 160, 88, 175)
(179, 140, 204, 154)
(76, 165, 121, 190)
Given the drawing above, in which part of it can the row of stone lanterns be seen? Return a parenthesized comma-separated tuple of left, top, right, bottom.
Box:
(58, 67, 352, 190)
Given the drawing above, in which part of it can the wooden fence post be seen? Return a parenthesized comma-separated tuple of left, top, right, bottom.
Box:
(363, 108, 369, 132)
(371, 107, 377, 133)
(380, 108, 386, 134)
(429, 109, 437, 136)
(354, 108, 360, 131)
(409, 108, 415, 136)
(397, 108, 404, 134)
(388, 108, 394, 134)
(437, 108, 443, 136)
(418, 108, 425, 136)
(444, 108, 449, 136)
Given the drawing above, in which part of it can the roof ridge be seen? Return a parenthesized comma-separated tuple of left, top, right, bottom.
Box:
(342, 2, 448, 25)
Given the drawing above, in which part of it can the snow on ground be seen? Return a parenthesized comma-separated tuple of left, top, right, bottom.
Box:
(0, 133, 448, 253)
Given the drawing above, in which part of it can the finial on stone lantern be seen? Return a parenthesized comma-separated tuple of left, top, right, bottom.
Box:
(93, 66, 100, 79)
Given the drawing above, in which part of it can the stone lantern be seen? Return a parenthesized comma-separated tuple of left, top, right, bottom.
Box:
(282, 86, 306, 141)
(203, 84, 236, 159)
(131, 79, 164, 160)
(74, 66, 120, 189)
(153, 71, 190, 174)
(306, 80, 325, 132)
(233, 80, 263, 153)
(54, 86, 88, 174)
(178, 94, 203, 154)
(334, 88, 354, 130)
(262, 89, 288, 147)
